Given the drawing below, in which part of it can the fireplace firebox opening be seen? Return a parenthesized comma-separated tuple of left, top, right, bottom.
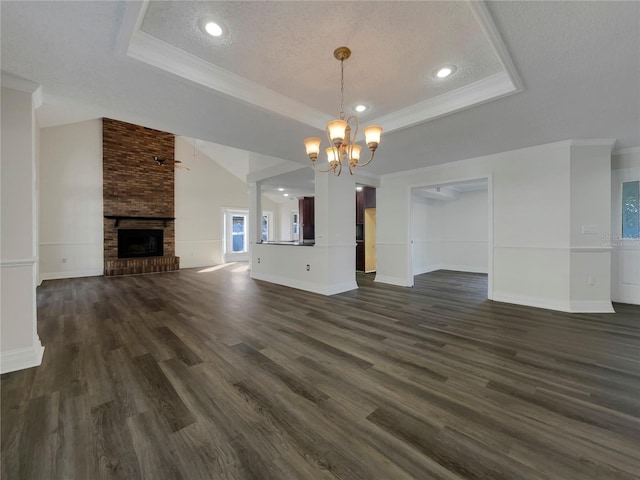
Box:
(118, 229, 164, 258)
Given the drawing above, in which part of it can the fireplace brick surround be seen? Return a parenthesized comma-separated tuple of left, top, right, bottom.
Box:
(103, 118, 179, 276)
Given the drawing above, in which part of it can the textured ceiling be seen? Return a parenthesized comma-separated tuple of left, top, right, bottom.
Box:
(1, 1, 638, 179)
(139, 1, 503, 120)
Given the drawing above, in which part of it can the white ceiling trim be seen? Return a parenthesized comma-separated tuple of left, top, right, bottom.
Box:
(118, 0, 523, 136)
(1, 72, 43, 108)
(468, 0, 524, 92)
(372, 1, 524, 134)
(118, 1, 331, 130)
(1, 71, 40, 93)
(371, 71, 517, 134)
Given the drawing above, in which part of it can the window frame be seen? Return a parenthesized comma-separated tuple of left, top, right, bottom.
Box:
(223, 209, 250, 262)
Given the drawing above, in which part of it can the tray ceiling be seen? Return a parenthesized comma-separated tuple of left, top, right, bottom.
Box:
(122, 0, 522, 133)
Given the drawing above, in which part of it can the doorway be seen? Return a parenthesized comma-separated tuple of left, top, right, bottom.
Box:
(409, 177, 492, 299)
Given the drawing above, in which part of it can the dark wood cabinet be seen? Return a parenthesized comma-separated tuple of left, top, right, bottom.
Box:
(298, 196, 315, 241)
(364, 186, 376, 208)
(356, 242, 365, 271)
(355, 187, 376, 271)
(356, 190, 364, 224)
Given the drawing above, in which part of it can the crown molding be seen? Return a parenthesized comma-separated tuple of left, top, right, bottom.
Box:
(1, 72, 42, 107)
(118, 1, 331, 130)
(371, 71, 518, 134)
(569, 139, 616, 150)
(468, 0, 524, 92)
(118, 0, 523, 134)
(612, 146, 640, 156)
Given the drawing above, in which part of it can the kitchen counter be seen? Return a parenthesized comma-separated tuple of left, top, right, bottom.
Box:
(260, 240, 315, 246)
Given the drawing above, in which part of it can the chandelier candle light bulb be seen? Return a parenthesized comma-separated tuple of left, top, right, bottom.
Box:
(303, 46, 382, 176)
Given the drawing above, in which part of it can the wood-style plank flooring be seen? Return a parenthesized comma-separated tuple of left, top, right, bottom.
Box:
(2, 264, 639, 479)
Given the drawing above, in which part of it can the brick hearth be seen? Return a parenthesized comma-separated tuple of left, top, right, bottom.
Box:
(102, 118, 179, 276)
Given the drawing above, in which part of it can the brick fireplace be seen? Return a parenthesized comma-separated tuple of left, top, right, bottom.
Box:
(103, 118, 179, 276)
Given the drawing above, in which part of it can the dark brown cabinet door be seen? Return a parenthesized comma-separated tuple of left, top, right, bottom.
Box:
(356, 190, 364, 224)
(298, 197, 315, 241)
(364, 186, 376, 208)
(356, 242, 365, 271)
(356, 187, 375, 271)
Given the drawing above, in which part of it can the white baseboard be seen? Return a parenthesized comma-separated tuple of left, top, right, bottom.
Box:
(1, 342, 45, 374)
(493, 292, 616, 314)
(414, 264, 488, 275)
(413, 265, 440, 275)
(611, 298, 640, 306)
(40, 268, 103, 281)
(374, 275, 413, 287)
(493, 292, 571, 312)
(438, 264, 488, 274)
(250, 272, 358, 296)
(569, 301, 615, 313)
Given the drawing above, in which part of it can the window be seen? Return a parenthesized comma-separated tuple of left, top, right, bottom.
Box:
(224, 209, 249, 262)
(291, 211, 299, 241)
(622, 180, 639, 239)
(232, 215, 247, 252)
(262, 214, 269, 242)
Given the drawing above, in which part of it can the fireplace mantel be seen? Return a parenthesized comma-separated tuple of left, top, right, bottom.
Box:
(104, 215, 176, 227)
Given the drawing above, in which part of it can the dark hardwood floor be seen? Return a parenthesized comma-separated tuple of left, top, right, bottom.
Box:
(2, 264, 639, 479)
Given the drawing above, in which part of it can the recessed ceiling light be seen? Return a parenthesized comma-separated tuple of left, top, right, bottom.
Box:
(283, 193, 289, 197)
(355, 104, 367, 113)
(205, 22, 223, 37)
(356, 186, 363, 191)
(435, 65, 457, 79)
(278, 188, 284, 191)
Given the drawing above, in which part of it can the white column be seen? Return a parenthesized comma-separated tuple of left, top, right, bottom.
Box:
(568, 141, 615, 312)
(1, 82, 45, 373)
(314, 169, 357, 292)
(248, 181, 262, 270)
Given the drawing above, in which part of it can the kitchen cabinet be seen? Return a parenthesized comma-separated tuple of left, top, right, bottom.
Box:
(356, 241, 365, 271)
(356, 190, 364, 224)
(355, 187, 376, 272)
(298, 196, 315, 241)
(364, 186, 376, 208)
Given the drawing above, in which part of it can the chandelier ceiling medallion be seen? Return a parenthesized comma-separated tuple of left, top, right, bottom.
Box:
(304, 47, 382, 176)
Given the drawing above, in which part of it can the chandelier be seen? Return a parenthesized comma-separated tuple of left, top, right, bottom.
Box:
(303, 47, 382, 176)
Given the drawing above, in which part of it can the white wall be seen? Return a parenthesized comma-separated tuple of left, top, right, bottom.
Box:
(378, 140, 614, 313)
(611, 149, 640, 304)
(412, 189, 488, 275)
(174, 136, 278, 268)
(39, 120, 103, 279)
(276, 200, 298, 241)
(250, 169, 357, 296)
(1, 85, 45, 373)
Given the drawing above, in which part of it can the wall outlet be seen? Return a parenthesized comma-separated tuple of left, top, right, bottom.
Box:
(306, 264, 310, 271)
(62, 258, 67, 264)
(257, 258, 261, 263)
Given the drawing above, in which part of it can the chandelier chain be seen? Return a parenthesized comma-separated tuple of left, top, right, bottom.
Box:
(340, 59, 345, 118)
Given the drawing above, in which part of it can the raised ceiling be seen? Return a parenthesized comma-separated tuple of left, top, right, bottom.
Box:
(131, 1, 519, 132)
(1, 1, 638, 177)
